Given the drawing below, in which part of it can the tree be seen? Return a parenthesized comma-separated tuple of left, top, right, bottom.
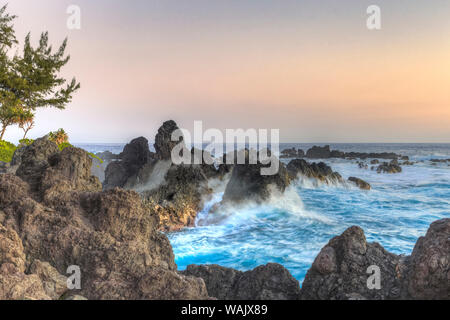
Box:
(0, 5, 80, 140)
(0, 4, 19, 140)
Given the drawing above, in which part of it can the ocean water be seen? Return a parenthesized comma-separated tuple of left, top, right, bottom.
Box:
(76, 143, 450, 284)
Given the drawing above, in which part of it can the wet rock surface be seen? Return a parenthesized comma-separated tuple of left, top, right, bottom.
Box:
(348, 177, 371, 190)
(377, 160, 402, 174)
(286, 159, 343, 183)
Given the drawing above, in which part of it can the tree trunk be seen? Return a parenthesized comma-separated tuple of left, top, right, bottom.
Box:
(0, 125, 7, 141)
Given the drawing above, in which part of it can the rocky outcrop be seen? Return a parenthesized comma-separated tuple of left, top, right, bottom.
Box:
(303, 145, 399, 160)
(377, 160, 402, 174)
(404, 219, 449, 299)
(280, 148, 304, 159)
(222, 150, 291, 204)
(143, 164, 212, 232)
(182, 263, 301, 300)
(0, 139, 209, 300)
(306, 145, 331, 159)
(300, 218, 450, 300)
(286, 159, 343, 184)
(0, 225, 63, 300)
(154, 120, 182, 160)
(300, 226, 406, 300)
(348, 177, 371, 190)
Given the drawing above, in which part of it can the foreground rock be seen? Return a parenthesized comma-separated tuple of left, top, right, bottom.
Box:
(286, 159, 343, 184)
(182, 263, 301, 300)
(300, 218, 450, 300)
(404, 219, 450, 299)
(0, 138, 209, 300)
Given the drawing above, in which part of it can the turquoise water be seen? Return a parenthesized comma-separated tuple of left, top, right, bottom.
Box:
(77, 143, 450, 284)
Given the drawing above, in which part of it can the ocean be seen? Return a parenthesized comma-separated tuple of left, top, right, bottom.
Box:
(75, 142, 450, 284)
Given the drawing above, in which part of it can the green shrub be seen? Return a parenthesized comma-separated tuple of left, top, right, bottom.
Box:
(0, 140, 17, 163)
(18, 138, 34, 147)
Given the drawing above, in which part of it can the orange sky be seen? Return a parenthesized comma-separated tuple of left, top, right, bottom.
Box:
(4, 0, 450, 143)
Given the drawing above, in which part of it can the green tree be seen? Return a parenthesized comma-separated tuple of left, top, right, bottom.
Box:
(0, 5, 79, 140)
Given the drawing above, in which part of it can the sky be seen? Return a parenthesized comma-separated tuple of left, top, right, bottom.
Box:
(3, 0, 450, 143)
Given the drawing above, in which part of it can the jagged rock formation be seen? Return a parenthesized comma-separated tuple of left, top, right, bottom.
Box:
(155, 120, 182, 160)
(348, 177, 371, 190)
(103, 121, 228, 231)
(286, 159, 343, 183)
(300, 218, 449, 300)
(404, 219, 449, 299)
(222, 150, 291, 204)
(0, 139, 209, 300)
(182, 263, 301, 300)
(377, 160, 402, 174)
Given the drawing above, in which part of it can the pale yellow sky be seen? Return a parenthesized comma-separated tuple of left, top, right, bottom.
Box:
(4, 0, 450, 143)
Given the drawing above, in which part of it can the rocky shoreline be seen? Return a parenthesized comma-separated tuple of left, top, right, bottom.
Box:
(0, 121, 448, 300)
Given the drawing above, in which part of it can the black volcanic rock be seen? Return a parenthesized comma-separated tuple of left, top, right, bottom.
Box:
(182, 263, 301, 300)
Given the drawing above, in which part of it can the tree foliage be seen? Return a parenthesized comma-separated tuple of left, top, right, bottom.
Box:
(0, 4, 79, 140)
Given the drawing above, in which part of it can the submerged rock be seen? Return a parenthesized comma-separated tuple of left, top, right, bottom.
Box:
(377, 160, 402, 174)
(182, 263, 301, 300)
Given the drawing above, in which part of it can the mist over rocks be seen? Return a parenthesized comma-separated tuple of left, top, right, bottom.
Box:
(182, 263, 301, 300)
